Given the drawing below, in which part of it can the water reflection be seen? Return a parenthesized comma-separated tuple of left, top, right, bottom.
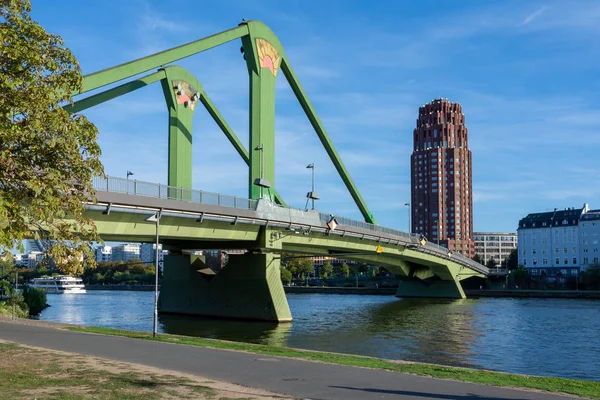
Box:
(159, 314, 291, 347)
(38, 291, 600, 381)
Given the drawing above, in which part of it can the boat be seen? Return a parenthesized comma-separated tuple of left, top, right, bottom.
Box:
(30, 276, 87, 294)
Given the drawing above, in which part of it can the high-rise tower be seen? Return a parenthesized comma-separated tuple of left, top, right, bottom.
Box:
(410, 99, 474, 257)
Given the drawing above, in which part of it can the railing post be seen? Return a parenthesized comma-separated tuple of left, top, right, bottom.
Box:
(234, 197, 237, 208)
(134, 180, 137, 195)
(199, 191, 203, 204)
(106, 178, 109, 192)
(218, 194, 221, 206)
(158, 185, 161, 198)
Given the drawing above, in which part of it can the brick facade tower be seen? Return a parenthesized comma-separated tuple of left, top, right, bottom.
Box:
(410, 99, 474, 257)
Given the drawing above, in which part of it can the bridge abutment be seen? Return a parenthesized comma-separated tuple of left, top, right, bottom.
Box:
(158, 252, 292, 322)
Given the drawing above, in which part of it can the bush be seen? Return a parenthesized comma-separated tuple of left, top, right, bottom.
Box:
(22, 286, 47, 316)
(280, 268, 292, 285)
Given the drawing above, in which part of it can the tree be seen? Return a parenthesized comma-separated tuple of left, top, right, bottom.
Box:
(358, 262, 368, 273)
(280, 267, 292, 285)
(22, 285, 46, 315)
(321, 261, 333, 279)
(486, 258, 498, 269)
(514, 266, 529, 288)
(506, 249, 519, 270)
(582, 262, 600, 290)
(341, 262, 350, 279)
(472, 253, 483, 264)
(287, 257, 314, 279)
(0, 1, 103, 275)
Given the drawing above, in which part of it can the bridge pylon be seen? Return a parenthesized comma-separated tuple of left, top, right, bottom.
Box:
(158, 226, 291, 322)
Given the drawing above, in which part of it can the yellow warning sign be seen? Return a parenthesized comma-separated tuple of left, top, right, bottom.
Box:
(376, 245, 383, 254)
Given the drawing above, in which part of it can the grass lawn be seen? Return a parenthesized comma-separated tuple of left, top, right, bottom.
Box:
(68, 325, 600, 400)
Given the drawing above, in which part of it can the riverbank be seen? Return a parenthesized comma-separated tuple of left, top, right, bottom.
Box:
(85, 284, 157, 291)
(284, 286, 396, 295)
(465, 289, 600, 299)
(0, 319, 596, 399)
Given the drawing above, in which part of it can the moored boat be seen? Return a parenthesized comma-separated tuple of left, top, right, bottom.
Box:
(30, 276, 86, 294)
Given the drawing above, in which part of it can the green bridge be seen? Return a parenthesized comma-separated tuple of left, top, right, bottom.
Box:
(71, 21, 488, 322)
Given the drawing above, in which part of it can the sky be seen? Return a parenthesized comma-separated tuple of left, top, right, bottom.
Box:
(30, 0, 600, 234)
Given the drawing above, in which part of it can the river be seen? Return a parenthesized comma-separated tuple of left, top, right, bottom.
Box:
(38, 291, 599, 381)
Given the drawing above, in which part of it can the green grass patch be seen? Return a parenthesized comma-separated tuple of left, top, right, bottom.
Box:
(68, 325, 600, 399)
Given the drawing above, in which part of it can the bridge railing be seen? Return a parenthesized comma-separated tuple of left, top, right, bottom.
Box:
(319, 212, 487, 274)
(92, 176, 487, 274)
(92, 176, 258, 210)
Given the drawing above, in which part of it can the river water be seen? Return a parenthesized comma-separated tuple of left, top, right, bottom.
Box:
(38, 291, 599, 381)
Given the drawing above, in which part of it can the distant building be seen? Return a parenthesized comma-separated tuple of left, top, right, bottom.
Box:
(517, 204, 599, 276)
(473, 232, 517, 266)
(140, 243, 164, 264)
(410, 99, 474, 257)
(111, 244, 140, 263)
(95, 246, 112, 263)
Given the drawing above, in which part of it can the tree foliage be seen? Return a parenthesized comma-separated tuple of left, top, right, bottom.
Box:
(472, 253, 483, 264)
(282, 254, 314, 278)
(280, 266, 291, 285)
(22, 285, 46, 315)
(340, 262, 350, 279)
(485, 258, 498, 269)
(320, 261, 333, 279)
(0, 1, 103, 275)
(506, 249, 519, 270)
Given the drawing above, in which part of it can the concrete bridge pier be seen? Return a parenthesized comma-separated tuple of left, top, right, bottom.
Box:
(395, 277, 466, 299)
(158, 240, 292, 322)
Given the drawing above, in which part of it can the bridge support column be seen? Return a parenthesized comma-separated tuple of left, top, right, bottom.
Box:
(395, 277, 466, 299)
(161, 68, 201, 197)
(158, 250, 291, 322)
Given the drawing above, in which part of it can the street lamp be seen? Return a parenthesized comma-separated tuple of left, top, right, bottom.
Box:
(253, 145, 271, 198)
(305, 163, 319, 211)
(404, 202, 411, 233)
(145, 211, 161, 338)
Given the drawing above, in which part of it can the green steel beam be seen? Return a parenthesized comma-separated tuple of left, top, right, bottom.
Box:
(280, 58, 376, 224)
(79, 25, 249, 94)
(242, 22, 284, 201)
(200, 91, 287, 207)
(67, 71, 166, 114)
(69, 63, 287, 204)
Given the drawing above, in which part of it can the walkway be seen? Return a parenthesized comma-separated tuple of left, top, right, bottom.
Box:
(0, 319, 582, 400)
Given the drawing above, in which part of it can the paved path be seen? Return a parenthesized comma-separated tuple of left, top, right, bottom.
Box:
(0, 320, 584, 400)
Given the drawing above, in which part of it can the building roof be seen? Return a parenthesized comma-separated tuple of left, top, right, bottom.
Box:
(518, 207, 583, 229)
(580, 210, 600, 221)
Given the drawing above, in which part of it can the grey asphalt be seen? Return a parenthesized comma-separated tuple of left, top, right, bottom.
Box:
(0, 319, 585, 400)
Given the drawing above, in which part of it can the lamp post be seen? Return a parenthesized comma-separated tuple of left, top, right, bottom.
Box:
(12, 269, 18, 320)
(253, 145, 271, 198)
(404, 202, 411, 233)
(305, 163, 320, 211)
(145, 211, 161, 337)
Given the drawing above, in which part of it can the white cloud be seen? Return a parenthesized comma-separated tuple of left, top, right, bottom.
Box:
(518, 6, 548, 26)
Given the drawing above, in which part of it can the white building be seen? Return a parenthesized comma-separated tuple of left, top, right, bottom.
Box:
(111, 244, 141, 263)
(517, 204, 595, 277)
(95, 246, 113, 263)
(140, 243, 164, 264)
(473, 232, 517, 266)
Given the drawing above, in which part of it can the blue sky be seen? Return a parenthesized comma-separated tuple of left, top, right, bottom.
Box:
(31, 0, 600, 233)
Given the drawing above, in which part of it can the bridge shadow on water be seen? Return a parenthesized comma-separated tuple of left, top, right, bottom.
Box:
(158, 314, 291, 347)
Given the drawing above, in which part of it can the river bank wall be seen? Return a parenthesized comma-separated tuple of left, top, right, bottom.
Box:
(85, 284, 600, 299)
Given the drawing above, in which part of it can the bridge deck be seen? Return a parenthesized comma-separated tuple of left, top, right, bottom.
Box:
(90, 176, 489, 276)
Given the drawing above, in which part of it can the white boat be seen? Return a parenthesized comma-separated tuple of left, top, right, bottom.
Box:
(30, 276, 87, 294)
